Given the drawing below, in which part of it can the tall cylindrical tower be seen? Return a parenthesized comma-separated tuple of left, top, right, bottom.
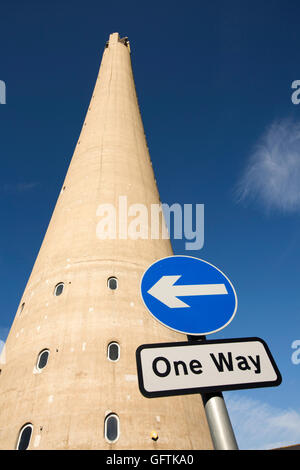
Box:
(0, 33, 213, 450)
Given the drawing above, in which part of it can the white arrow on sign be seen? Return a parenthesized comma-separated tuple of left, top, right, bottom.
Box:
(147, 275, 228, 308)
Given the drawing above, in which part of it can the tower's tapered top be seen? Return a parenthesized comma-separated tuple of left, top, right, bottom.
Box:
(24, 26, 168, 280)
(106, 32, 130, 50)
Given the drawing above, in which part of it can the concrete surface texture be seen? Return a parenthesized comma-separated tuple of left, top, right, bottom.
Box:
(0, 33, 213, 450)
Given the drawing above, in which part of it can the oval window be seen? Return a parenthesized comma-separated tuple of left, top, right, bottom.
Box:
(107, 342, 120, 362)
(19, 303, 25, 315)
(37, 349, 50, 371)
(54, 283, 64, 296)
(107, 277, 118, 290)
(104, 414, 119, 443)
(16, 424, 33, 450)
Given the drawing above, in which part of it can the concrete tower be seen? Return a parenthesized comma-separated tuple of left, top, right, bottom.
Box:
(0, 33, 213, 450)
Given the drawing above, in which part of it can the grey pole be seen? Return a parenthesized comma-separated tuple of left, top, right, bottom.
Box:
(201, 391, 238, 450)
(187, 335, 239, 450)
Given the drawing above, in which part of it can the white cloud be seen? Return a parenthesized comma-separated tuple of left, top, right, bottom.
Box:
(226, 392, 300, 449)
(237, 119, 300, 212)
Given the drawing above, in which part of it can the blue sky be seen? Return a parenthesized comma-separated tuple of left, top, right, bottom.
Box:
(1, 0, 300, 449)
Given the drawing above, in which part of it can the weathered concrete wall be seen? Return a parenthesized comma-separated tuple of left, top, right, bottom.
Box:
(0, 33, 213, 450)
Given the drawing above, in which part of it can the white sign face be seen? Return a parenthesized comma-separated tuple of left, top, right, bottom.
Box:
(136, 338, 281, 398)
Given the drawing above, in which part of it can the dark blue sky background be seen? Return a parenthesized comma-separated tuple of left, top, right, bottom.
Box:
(1, 0, 300, 449)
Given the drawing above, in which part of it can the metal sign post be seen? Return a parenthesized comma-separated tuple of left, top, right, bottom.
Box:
(187, 335, 238, 450)
(201, 391, 238, 450)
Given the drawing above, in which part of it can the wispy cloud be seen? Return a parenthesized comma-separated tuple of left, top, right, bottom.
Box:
(226, 392, 300, 449)
(2, 182, 39, 193)
(236, 119, 300, 213)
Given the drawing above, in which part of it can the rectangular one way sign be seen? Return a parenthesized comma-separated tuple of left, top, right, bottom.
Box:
(136, 337, 282, 398)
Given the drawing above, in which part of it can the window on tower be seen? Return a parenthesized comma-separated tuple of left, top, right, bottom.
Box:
(104, 413, 119, 443)
(36, 349, 50, 371)
(16, 424, 33, 450)
(107, 342, 120, 362)
(107, 277, 118, 290)
(19, 302, 25, 315)
(54, 282, 64, 296)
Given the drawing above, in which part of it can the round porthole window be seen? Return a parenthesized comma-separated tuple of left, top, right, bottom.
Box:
(107, 342, 120, 362)
(104, 414, 120, 443)
(107, 277, 118, 290)
(54, 283, 64, 296)
(36, 349, 50, 371)
(16, 423, 33, 450)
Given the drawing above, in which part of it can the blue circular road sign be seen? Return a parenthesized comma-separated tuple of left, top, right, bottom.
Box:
(140, 256, 237, 336)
